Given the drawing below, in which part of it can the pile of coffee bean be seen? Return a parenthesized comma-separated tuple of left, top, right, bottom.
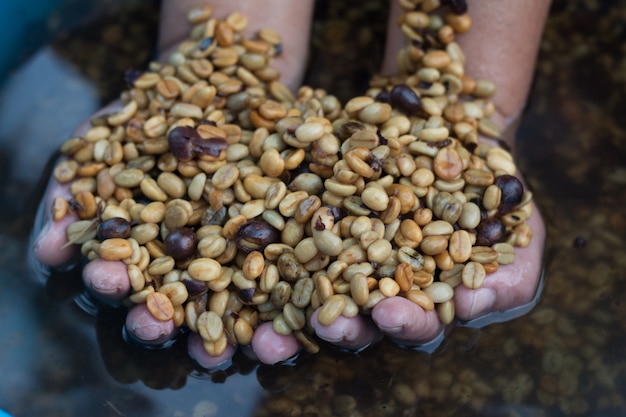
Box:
(51, 0, 534, 357)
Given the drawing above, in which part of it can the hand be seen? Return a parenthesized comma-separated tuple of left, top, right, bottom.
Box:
(32, 0, 549, 366)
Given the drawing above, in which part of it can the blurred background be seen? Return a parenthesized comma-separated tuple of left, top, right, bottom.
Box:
(0, 1, 625, 416)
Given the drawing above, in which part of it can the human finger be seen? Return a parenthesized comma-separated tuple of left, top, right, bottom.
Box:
(82, 258, 131, 303)
(310, 309, 382, 350)
(455, 206, 546, 322)
(187, 332, 236, 368)
(32, 102, 123, 267)
(125, 303, 177, 347)
(250, 322, 300, 365)
(32, 181, 80, 267)
(157, 0, 315, 92)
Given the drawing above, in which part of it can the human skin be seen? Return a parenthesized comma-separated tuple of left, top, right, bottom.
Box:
(32, 0, 549, 365)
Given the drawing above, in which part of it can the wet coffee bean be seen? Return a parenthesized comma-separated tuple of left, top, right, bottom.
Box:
(168, 126, 198, 161)
(191, 136, 228, 158)
(476, 217, 507, 246)
(182, 279, 207, 297)
(97, 217, 131, 241)
(389, 84, 423, 116)
(164, 227, 197, 261)
(277, 252, 308, 282)
(168, 126, 228, 162)
(494, 174, 524, 214)
(235, 220, 280, 253)
(239, 288, 255, 303)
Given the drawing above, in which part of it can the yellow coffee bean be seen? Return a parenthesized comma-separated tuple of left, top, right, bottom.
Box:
(98, 238, 133, 261)
(317, 295, 346, 326)
(146, 292, 175, 322)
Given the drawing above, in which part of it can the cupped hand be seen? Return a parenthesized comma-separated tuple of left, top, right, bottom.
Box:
(31, 0, 548, 368)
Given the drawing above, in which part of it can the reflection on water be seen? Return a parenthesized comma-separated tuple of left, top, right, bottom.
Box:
(1, 0, 625, 416)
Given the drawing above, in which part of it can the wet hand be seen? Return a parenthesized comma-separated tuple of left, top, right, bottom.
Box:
(31, 0, 547, 368)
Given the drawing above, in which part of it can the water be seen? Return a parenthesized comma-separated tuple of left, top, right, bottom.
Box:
(1, 0, 625, 416)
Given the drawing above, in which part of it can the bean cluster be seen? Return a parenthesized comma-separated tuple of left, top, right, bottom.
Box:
(52, 0, 534, 357)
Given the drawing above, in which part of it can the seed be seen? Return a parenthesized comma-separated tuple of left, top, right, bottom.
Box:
(73, 191, 97, 220)
(462, 261, 486, 289)
(164, 227, 197, 261)
(423, 282, 454, 303)
(197, 310, 224, 342)
(235, 220, 280, 252)
(420, 235, 449, 256)
(359, 102, 392, 124)
(146, 292, 175, 322)
(317, 295, 346, 326)
(422, 220, 454, 236)
(422, 50, 451, 68)
(283, 303, 306, 330)
(345, 96, 374, 114)
(458, 202, 481, 229)
(433, 147, 463, 180)
(367, 239, 393, 264)
(295, 122, 325, 143)
(379, 277, 400, 297)
(494, 174, 524, 214)
(313, 230, 343, 257)
(483, 184, 502, 211)
(97, 218, 131, 241)
(394, 263, 414, 292)
(158, 281, 188, 307)
(360, 186, 389, 211)
(419, 127, 449, 141)
(294, 195, 322, 224)
(476, 217, 506, 246)
(157, 172, 186, 198)
(397, 246, 425, 270)
(270, 281, 291, 307)
(51, 197, 68, 221)
(448, 230, 472, 263)
(389, 84, 423, 115)
(277, 252, 308, 282)
(493, 242, 515, 264)
(243, 251, 265, 280)
(405, 290, 434, 310)
(291, 277, 314, 308)
(140, 178, 168, 202)
(470, 246, 499, 264)
(437, 299, 455, 324)
(187, 258, 221, 282)
(98, 238, 133, 261)
(108, 100, 137, 126)
(212, 164, 239, 189)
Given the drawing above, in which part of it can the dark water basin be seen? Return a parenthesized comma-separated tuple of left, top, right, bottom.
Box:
(1, 1, 625, 416)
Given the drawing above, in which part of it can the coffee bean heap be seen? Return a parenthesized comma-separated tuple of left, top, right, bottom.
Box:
(52, 0, 534, 357)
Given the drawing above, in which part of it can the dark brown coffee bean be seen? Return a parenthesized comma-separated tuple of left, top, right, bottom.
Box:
(494, 174, 524, 214)
(476, 217, 506, 246)
(235, 220, 280, 253)
(389, 84, 423, 116)
(97, 217, 131, 241)
(168, 126, 198, 161)
(165, 227, 197, 261)
(191, 136, 228, 158)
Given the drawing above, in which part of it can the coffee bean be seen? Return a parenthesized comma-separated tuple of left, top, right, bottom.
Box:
(97, 217, 131, 241)
(476, 217, 507, 246)
(235, 220, 280, 253)
(164, 227, 197, 261)
(389, 84, 423, 116)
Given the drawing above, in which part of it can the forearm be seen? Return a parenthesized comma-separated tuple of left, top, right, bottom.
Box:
(457, 1, 551, 127)
(158, 0, 315, 91)
(383, 0, 551, 130)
